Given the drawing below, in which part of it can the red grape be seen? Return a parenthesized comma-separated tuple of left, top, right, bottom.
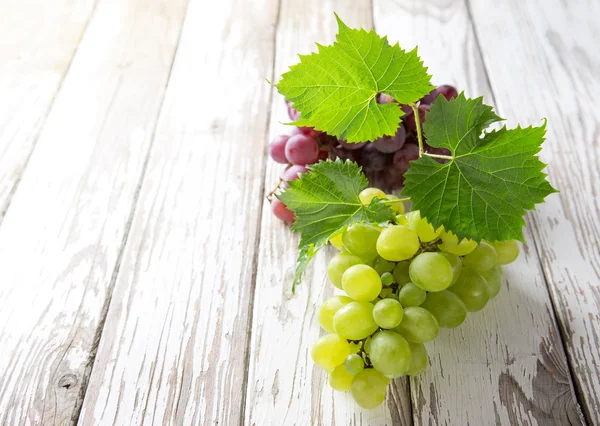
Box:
(420, 88, 438, 105)
(272, 198, 295, 225)
(421, 85, 458, 104)
(282, 164, 308, 187)
(269, 135, 290, 164)
(393, 143, 420, 174)
(292, 126, 323, 138)
(285, 100, 300, 121)
(331, 145, 362, 162)
(338, 140, 367, 150)
(373, 125, 407, 153)
(285, 134, 319, 165)
(401, 104, 414, 125)
(437, 85, 458, 100)
(377, 93, 396, 104)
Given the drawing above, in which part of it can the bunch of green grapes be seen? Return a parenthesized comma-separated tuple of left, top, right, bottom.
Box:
(312, 187, 520, 409)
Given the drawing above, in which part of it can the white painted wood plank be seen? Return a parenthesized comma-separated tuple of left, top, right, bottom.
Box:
(373, 1, 584, 424)
(468, 0, 600, 423)
(0, 0, 189, 423)
(76, 0, 279, 424)
(244, 2, 413, 425)
(0, 0, 96, 218)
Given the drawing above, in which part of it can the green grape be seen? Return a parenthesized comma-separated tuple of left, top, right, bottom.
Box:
(449, 266, 489, 312)
(463, 241, 497, 272)
(329, 233, 344, 251)
(386, 194, 405, 214)
(318, 295, 353, 333)
(373, 257, 395, 275)
(376, 226, 420, 261)
(395, 307, 439, 343)
(359, 187, 387, 205)
(342, 264, 382, 301)
(395, 214, 409, 226)
(481, 265, 503, 298)
(329, 364, 356, 391)
(492, 240, 520, 265)
(438, 231, 477, 256)
(397, 282, 426, 307)
(363, 336, 372, 354)
(368, 331, 412, 378)
(380, 272, 394, 286)
(348, 342, 361, 354)
(373, 299, 404, 329)
(345, 353, 365, 375)
(311, 334, 349, 372)
(406, 343, 428, 376)
(327, 253, 364, 289)
(420, 290, 467, 328)
(333, 301, 378, 340)
(385, 292, 399, 301)
(406, 210, 443, 242)
(440, 252, 462, 285)
(409, 252, 453, 291)
(379, 287, 393, 298)
(392, 261, 411, 286)
(342, 223, 380, 261)
(351, 368, 390, 409)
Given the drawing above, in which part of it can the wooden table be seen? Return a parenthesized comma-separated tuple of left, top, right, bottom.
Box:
(0, 0, 598, 424)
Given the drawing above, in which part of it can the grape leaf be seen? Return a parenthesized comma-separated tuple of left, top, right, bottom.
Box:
(403, 93, 557, 242)
(276, 15, 432, 143)
(277, 159, 395, 289)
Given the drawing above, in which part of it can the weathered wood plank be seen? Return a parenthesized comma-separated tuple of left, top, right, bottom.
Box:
(0, 0, 189, 423)
(373, 0, 585, 424)
(0, 0, 96, 219)
(468, 0, 600, 422)
(244, 2, 413, 425)
(76, 0, 279, 424)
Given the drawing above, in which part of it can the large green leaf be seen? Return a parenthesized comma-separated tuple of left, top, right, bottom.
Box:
(276, 15, 432, 142)
(403, 94, 557, 242)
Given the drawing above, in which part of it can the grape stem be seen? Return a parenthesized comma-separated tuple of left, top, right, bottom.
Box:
(382, 197, 411, 204)
(410, 103, 425, 156)
(266, 177, 285, 202)
(423, 152, 454, 160)
(410, 103, 454, 161)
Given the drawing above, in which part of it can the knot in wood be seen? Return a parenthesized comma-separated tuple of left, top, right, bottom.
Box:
(58, 373, 78, 389)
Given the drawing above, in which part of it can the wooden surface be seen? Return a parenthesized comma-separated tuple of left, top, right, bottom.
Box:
(0, 0, 597, 425)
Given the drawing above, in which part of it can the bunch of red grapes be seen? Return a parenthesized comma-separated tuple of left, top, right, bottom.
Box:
(269, 85, 458, 225)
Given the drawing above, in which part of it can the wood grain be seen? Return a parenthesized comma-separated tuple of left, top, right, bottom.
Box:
(76, 0, 279, 424)
(0, 0, 96, 219)
(244, 2, 413, 425)
(373, 0, 585, 424)
(468, 0, 600, 423)
(0, 0, 189, 423)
